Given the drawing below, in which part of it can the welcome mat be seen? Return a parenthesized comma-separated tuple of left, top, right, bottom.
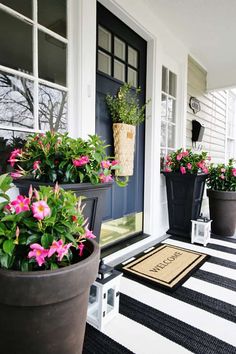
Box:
(121, 244, 208, 290)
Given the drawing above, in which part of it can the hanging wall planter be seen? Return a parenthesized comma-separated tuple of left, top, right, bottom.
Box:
(113, 123, 136, 176)
(106, 83, 150, 176)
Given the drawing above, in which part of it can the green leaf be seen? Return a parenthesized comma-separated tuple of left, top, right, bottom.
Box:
(0, 193, 10, 202)
(0, 253, 11, 268)
(20, 259, 29, 272)
(41, 234, 54, 249)
(50, 263, 59, 270)
(26, 234, 40, 245)
(3, 239, 15, 255)
(64, 233, 77, 245)
(0, 174, 12, 193)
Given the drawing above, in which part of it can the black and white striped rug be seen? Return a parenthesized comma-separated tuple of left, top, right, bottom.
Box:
(84, 236, 236, 353)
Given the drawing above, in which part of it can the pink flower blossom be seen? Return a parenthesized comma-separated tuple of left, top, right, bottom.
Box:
(28, 244, 48, 267)
(48, 239, 63, 258)
(11, 195, 30, 214)
(73, 156, 89, 167)
(101, 160, 111, 169)
(48, 239, 72, 261)
(202, 167, 209, 174)
(32, 200, 51, 220)
(8, 149, 22, 167)
(187, 163, 192, 170)
(33, 160, 41, 171)
(10, 171, 23, 179)
(112, 160, 119, 166)
(85, 229, 96, 239)
(221, 168, 226, 173)
(197, 161, 205, 169)
(180, 166, 186, 174)
(99, 173, 113, 183)
(220, 174, 225, 180)
(164, 167, 172, 172)
(166, 155, 172, 162)
(56, 242, 72, 261)
(176, 153, 183, 161)
(78, 243, 85, 257)
(182, 151, 189, 157)
(232, 168, 236, 177)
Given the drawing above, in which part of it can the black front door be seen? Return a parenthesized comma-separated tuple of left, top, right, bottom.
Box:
(96, 3, 147, 247)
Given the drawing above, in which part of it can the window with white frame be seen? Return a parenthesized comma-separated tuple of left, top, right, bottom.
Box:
(160, 66, 177, 165)
(227, 90, 236, 161)
(0, 0, 68, 172)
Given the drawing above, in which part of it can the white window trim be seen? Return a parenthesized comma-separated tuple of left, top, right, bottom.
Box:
(0, 1, 68, 134)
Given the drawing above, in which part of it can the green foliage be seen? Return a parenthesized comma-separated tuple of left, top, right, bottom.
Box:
(0, 174, 95, 271)
(162, 148, 210, 174)
(10, 132, 126, 186)
(207, 159, 236, 191)
(106, 83, 150, 126)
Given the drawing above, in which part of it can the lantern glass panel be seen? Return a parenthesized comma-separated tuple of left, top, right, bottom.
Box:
(107, 288, 115, 313)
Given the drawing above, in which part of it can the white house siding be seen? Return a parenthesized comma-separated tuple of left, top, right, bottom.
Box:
(186, 56, 227, 163)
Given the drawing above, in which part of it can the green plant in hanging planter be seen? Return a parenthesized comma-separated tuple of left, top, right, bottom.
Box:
(106, 83, 150, 126)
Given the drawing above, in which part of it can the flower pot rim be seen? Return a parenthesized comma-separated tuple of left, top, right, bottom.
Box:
(161, 171, 208, 177)
(0, 239, 99, 278)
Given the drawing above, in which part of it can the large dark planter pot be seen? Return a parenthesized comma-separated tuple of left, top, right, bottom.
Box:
(14, 180, 113, 243)
(0, 239, 100, 354)
(207, 189, 236, 237)
(162, 172, 208, 239)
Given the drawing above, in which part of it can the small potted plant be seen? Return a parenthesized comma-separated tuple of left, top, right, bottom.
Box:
(9, 132, 126, 241)
(106, 83, 150, 176)
(0, 173, 100, 354)
(207, 158, 236, 236)
(162, 148, 210, 239)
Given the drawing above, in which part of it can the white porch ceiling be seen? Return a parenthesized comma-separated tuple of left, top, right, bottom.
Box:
(146, 0, 236, 91)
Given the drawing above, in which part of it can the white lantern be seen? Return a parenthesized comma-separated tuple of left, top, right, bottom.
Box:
(191, 217, 212, 246)
(87, 260, 122, 331)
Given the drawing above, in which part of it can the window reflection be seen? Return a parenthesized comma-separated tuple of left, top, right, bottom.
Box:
(1, 0, 32, 18)
(38, 84, 67, 132)
(0, 71, 34, 129)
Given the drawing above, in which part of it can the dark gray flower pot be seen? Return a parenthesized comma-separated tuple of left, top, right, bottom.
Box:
(207, 189, 236, 237)
(14, 180, 113, 243)
(0, 239, 100, 354)
(162, 172, 208, 239)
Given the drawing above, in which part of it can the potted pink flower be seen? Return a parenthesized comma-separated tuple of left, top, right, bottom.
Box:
(162, 148, 210, 239)
(0, 174, 100, 354)
(207, 158, 236, 236)
(9, 132, 126, 241)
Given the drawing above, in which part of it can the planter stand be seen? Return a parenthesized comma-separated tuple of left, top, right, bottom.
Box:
(162, 172, 207, 239)
(14, 180, 113, 243)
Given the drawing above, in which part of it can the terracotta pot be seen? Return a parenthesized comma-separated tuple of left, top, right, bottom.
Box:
(0, 239, 100, 354)
(207, 189, 236, 236)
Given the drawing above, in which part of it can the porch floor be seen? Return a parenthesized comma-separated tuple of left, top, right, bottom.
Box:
(83, 234, 236, 353)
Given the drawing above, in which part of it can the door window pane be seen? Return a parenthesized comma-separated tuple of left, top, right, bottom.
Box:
(0, 10, 33, 73)
(169, 71, 177, 97)
(1, 0, 32, 18)
(114, 37, 125, 60)
(128, 67, 137, 87)
(161, 121, 167, 147)
(167, 98, 176, 122)
(167, 123, 175, 148)
(38, 0, 67, 37)
(0, 71, 34, 129)
(114, 60, 125, 82)
(38, 30, 67, 86)
(162, 66, 168, 93)
(128, 46, 138, 68)
(161, 94, 167, 118)
(98, 26, 111, 52)
(38, 84, 67, 132)
(98, 50, 111, 75)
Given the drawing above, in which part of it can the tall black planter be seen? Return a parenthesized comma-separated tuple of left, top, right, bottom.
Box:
(207, 189, 236, 237)
(162, 173, 208, 239)
(14, 180, 113, 243)
(0, 239, 100, 354)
